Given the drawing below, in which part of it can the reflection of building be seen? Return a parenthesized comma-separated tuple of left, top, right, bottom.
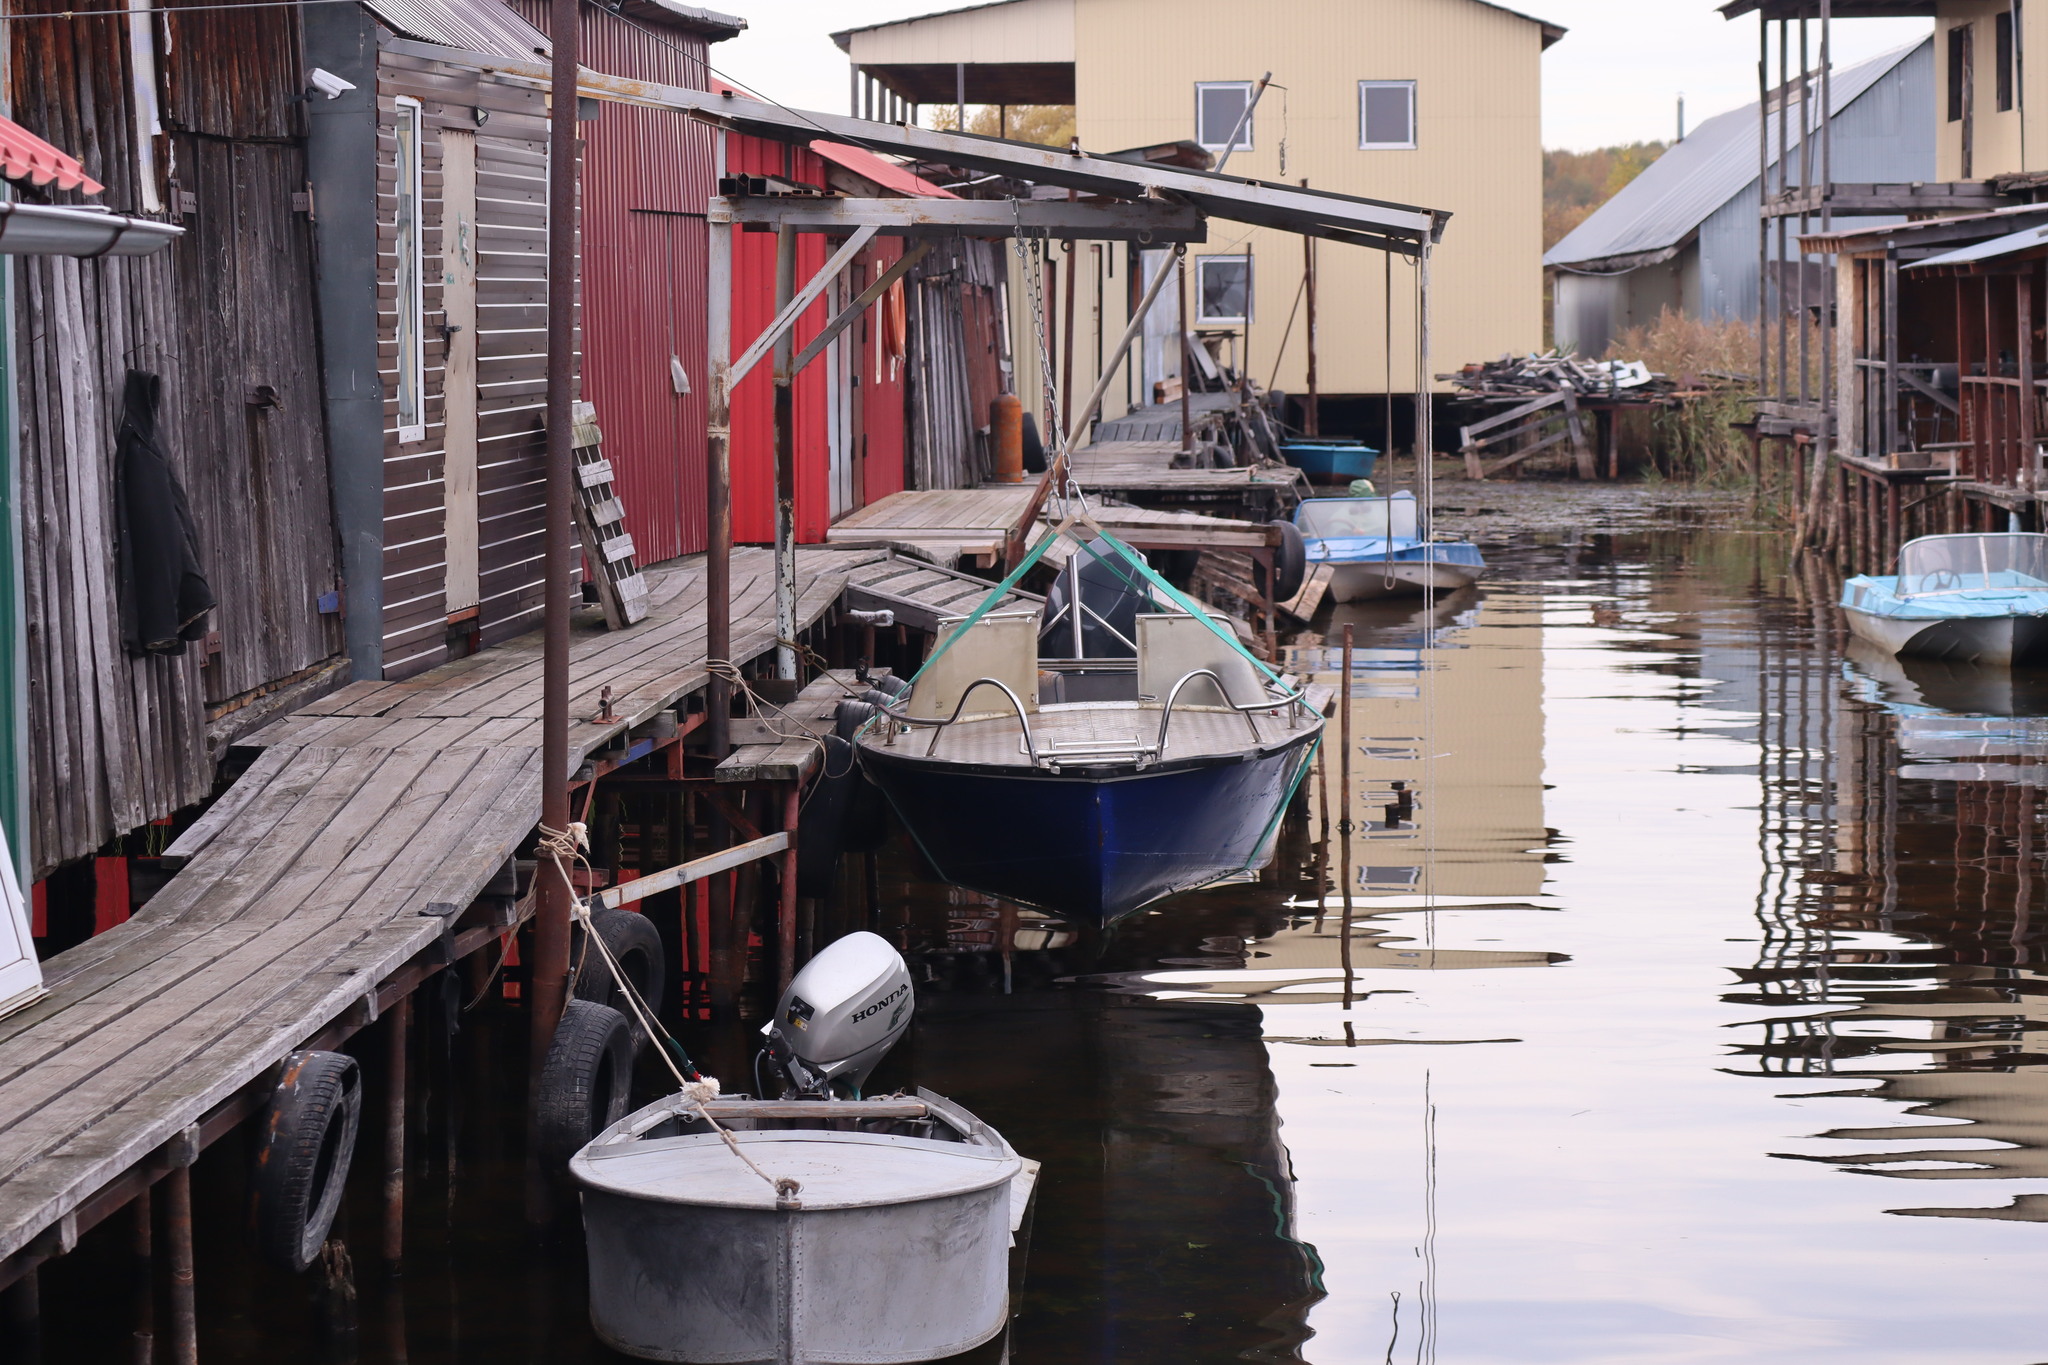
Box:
(1733, 610, 2048, 1221)
(1294, 591, 1548, 903)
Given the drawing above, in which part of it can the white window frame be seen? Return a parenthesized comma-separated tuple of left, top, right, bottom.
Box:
(1359, 80, 1417, 150)
(1195, 253, 1253, 325)
(1195, 81, 1254, 152)
(393, 95, 427, 445)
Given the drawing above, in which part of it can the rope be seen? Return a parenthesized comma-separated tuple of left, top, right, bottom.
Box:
(536, 821, 797, 1199)
(703, 658, 856, 783)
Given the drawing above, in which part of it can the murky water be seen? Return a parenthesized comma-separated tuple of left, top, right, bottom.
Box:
(32, 517, 2048, 1363)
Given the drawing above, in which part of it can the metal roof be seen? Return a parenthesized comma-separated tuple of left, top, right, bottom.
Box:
(1909, 224, 2048, 270)
(1800, 202, 2048, 253)
(364, 0, 550, 60)
(615, 0, 744, 37)
(833, 0, 1566, 50)
(1543, 39, 1923, 272)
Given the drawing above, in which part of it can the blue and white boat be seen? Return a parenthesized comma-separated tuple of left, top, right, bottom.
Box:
(1293, 491, 1487, 603)
(1841, 532, 2048, 666)
(854, 534, 1323, 926)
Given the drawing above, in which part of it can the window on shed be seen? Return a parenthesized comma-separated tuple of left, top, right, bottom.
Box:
(1196, 254, 1252, 325)
(393, 96, 426, 445)
(1998, 7, 2016, 111)
(1360, 80, 1416, 149)
(1196, 82, 1253, 151)
(1949, 23, 1974, 122)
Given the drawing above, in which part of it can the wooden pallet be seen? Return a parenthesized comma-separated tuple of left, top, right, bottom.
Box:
(1458, 391, 1596, 480)
(570, 402, 649, 629)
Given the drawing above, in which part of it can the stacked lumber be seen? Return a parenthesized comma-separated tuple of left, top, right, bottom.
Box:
(1442, 352, 1666, 401)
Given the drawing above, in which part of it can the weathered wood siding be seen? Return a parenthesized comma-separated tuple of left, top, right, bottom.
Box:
(375, 44, 571, 678)
(9, 0, 343, 877)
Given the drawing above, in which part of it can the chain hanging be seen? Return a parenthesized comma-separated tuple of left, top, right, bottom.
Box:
(1010, 198, 1084, 518)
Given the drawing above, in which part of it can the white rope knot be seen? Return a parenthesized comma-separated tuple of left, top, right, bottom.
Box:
(536, 822, 586, 860)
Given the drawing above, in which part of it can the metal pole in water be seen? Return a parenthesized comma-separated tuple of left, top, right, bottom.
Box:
(1339, 622, 1354, 1008)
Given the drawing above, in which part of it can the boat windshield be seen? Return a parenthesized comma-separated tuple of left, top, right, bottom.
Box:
(1896, 534, 2048, 596)
(1296, 496, 1419, 540)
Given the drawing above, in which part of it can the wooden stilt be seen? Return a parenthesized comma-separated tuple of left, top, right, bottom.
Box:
(1338, 623, 1354, 1009)
(382, 994, 409, 1269)
(166, 1166, 195, 1365)
(132, 1190, 154, 1365)
(778, 782, 800, 989)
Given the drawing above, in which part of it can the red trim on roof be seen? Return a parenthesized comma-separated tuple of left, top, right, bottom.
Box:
(0, 117, 101, 195)
(809, 141, 955, 199)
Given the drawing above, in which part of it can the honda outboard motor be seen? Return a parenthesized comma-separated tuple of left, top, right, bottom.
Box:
(760, 931, 914, 1098)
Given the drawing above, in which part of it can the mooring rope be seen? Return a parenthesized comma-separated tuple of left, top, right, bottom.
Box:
(536, 821, 796, 1199)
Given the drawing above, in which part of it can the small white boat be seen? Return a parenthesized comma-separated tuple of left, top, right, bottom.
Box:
(1292, 492, 1486, 603)
(571, 933, 1037, 1365)
(1842, 533, 2048, 666)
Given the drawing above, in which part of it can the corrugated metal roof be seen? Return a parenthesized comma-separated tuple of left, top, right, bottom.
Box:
(1909, 224, 2048, 269)
(811, 141, 957, 197)
(834, 0, 1564, 49)
(1544, 38, 1924, 271)
(364, 0, 550, 60)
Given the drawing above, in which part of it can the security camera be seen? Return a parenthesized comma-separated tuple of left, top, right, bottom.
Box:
(308, 68, 356, 100)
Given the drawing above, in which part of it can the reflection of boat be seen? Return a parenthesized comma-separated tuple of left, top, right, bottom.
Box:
(1842, 636, 2048, 782)
(857, 533, 1323, 926)
(1293, 492, 1486, 603)
(1279, 438, 1378, 484)
(1842, 533, 2048, 665)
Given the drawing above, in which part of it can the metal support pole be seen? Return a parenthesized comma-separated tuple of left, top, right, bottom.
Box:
(531, 0, 579, 1086)
(1303, 177, 1319, 437)
(166, 1166, 195, 1365)
(1178, 257, 1192, 454)
(955, 61, 965, 131)
(382, 993, 409, 1269)
(707, 175, 733, 760)
(1060, 241, 1077, 440)
(778, 782, 800, 989)
(772, 225, 799, 682)
(1338, 622, 1354, 1009)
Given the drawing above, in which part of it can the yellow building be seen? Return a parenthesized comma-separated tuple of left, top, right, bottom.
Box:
(834, 0, 1563, 426)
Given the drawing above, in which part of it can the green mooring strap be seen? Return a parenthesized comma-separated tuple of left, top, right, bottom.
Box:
(906, 525, 1065, 684)
(909, 522, 1285, 689)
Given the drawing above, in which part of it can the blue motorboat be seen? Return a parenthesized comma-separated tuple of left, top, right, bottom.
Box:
(1841, 532, 2048, 666)
(1280, 439, 1379, 484)
(1292, 491, 1487, 603)
(854, 534, 1323, 926)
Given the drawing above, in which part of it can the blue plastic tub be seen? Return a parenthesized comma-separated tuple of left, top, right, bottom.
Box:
(1280, 440, 1379, 483)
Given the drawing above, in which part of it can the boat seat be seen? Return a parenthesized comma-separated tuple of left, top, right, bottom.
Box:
(907, 611, 1040, 721)
(1135, 614, 1265, 709)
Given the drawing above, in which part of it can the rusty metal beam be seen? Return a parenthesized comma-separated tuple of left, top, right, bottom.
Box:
(725, 196, 1205, 243)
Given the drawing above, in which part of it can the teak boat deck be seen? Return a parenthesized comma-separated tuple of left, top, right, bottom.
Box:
(900, 702, 1309, 769)
(0, 545, 1032, 1274)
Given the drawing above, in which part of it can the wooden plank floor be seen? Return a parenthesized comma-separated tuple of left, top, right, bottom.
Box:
(824, 487, 1038, 566)
(0, 545, 913, 1266)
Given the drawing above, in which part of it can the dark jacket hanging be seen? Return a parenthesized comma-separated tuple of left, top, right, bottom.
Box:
(116, 370, 215, 656)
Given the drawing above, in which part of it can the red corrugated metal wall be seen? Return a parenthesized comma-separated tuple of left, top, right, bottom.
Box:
(859, 238, 909, 508)
(726, 134, 831, 546)
(513, 1, 718, 564)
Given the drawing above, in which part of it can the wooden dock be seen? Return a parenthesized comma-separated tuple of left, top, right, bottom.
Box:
(1068, 441, 1306, 519)
(826, 486, 1038, 566)
(0, 544, 1026, 1275)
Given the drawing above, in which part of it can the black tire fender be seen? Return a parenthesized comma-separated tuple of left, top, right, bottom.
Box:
(535, 999, 635, 1169)
(252, 1050, 363, 1273)
(1257, 520, 1307, 603)
(573, 905, 666, 1023)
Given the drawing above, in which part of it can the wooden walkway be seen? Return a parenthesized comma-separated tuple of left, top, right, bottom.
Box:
(1068, 441, 1306, 520)
(1091, 391, 1237, 443)
(825, 487, 1038, 566)
(0, 544, 1014, 1270)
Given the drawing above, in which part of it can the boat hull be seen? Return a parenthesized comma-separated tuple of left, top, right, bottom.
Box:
(1844, 606, 2048, 666)
(861, 734, 1317, 925)
(1327, 559, 1484, 603)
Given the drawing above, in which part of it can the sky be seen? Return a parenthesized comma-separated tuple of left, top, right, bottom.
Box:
(705, 0, 1935, 154)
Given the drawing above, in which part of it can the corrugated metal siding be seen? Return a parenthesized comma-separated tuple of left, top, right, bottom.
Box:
(162, 0, 304, 140)
(859, 238, 910, 507)
(511, 0, 720, 562)
(362, 0, 550, 62)
(727, 134, 832, 546)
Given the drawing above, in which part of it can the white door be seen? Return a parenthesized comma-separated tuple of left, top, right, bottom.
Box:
(441, 130, 480, 615)
(0, 827, 43, 1019)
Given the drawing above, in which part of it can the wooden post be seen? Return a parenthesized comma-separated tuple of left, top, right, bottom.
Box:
(166, 1165, 195, 1365)
(531, 0, 580, 1109)
(778, 782, 800, 990)
(1312, 731, 1330, 932)
(772, 225, 799, 681)
(132, 1190, 153, 1365)
(1338, 623, 1354, 1009)
(382, 993, 409, 1269)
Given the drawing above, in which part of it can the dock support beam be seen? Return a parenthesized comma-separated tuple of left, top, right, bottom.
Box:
(131, 1191, 153, 1365)
(778, 783, 800, 990)
(166, 1164, 195, 1365)
(773, 227, 799, 682)
(382, 994, 409, 1269)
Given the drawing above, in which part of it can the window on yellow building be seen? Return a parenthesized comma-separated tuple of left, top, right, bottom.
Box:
(1196, 82, 1254, 151)
(1196, 255, 1251, 325)
(1997, 7, 2015, 112)
(1360, 80, 1416, 150)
